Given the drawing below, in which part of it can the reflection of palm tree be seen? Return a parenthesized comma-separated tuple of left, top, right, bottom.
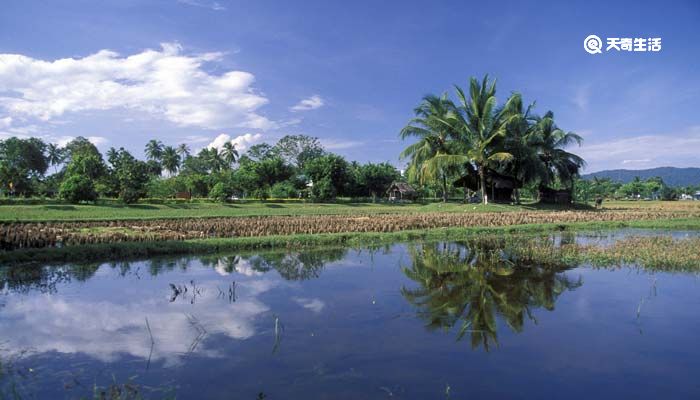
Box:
(401, 241, 582, 351)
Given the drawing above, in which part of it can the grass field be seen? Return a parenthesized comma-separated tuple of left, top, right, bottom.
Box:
(4, 199, 698, 222)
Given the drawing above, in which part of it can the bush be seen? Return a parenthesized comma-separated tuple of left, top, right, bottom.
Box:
(209, 182, 233, 203)
(270, 181, 298, 198)
(311, 176, 336, 201)
(59, 175, 97, 203)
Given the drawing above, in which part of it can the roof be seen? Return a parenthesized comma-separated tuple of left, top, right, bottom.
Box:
(387, 181, 417, 194)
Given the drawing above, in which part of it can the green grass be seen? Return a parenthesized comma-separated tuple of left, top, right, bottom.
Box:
(0, 200, 590, 222)
(3, 217, 699, 265)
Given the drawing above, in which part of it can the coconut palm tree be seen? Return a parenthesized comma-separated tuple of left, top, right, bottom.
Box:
(450, 75, 514, 204)
(400, 94, 461, 202)
(46, 143, 65, 174)
(177, 143, 190, 157)
(534, 111, 585, 189)
(499, 93, 547, 203)
(221, 142, 239, 169)
(161, 146, 181, 176)
(145, 139, 164, 162)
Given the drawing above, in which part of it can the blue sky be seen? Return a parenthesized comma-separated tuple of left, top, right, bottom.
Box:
(1, 0, 698, 172)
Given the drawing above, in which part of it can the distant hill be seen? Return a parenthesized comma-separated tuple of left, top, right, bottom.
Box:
(582, 167, 700, 187)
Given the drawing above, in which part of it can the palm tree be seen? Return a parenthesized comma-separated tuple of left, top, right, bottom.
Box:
(46, 143, 65, 174)
(221, 142, 239, 168)
(161, 146, 181, 176)
(499, 93, 546, 203)
(451, 75, 514, 204)
(400, 94, 461, 202)
(534, 111, 585, 190)
(177, 143, 190, 158)
(106, 147, 119, 167)
(145, 139, 164, 162)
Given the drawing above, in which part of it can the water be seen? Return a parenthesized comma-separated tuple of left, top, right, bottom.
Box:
(2, 232, 700, 399)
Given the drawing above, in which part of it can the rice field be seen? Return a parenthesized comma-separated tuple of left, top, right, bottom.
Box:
(2, 208, 700, 251)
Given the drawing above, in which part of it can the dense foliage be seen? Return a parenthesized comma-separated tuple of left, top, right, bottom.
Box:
(0, 134, 403, 204)
(400, 75, 585, 203)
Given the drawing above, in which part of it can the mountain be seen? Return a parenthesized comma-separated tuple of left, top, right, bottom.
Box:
(582, 167, 700, 187)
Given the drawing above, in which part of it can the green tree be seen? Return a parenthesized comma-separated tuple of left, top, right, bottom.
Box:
(46, 143, 66, 174)
(304, 154, 350, 200)
(221, 142, 239, 168)
(356, 162, 401, 201)
(534, 111, 585, 189)
(274, 134, 325, 168)
(161, 146, 181, 176)
(450, 76, 514, 204)
(0, 137, 48, 195)
(145, 139, 164, 162)
(400, 94, 460, 202)
(59, 175, 97, 203)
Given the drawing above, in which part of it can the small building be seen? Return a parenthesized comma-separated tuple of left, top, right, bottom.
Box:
(453, 169, 516, 203)
(539, 187, 572, 204)
(695, 191, 700, 201)
(387, 181, 418, 201)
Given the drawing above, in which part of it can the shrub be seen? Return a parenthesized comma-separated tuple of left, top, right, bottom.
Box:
(209, 182, 233, 202)
(59, 175, 97, 203)
(311, 176, 336, 201)
(270, 181, 298, 198)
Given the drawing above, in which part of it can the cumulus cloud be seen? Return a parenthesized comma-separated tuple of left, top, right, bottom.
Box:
(579, 126, 700, 171)
(0, 43, 273, 130)
(206, 132, 262, 151)
(290, 95, 324, 112)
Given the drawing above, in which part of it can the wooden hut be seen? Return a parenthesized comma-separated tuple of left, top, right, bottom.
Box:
(539, 187, 572, 204)
(453, 168, 516, 203)
(387, 181, 418, 201)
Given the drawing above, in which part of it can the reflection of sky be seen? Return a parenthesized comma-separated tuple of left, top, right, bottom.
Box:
(3, 242, 700, 399)
(0, 261, 282, 366)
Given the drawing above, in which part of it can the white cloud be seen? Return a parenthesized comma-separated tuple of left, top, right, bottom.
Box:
(290, 95, 324, 112)
(0, 116, 11, 128)
(320, 138, 364, 150)
(573, 85, 591, 111)
(177, 0, 225, 11)
(206, 132, 262, 151)
(54, 135, 108, 148)
(579, 126, 700, 171)
(0, 43, 272, 130)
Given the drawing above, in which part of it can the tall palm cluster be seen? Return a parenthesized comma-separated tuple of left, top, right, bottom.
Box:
(142, 139, 239, 176)
(400, 75, 585, 203)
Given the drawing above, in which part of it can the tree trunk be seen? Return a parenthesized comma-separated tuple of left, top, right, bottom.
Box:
(442, 171, 448, 203)
(479, 166, 487, 205)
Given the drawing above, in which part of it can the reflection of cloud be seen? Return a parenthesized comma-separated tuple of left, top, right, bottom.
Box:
(293, 297, 325, 313)
(215, 259, 263, 277)
(0, 278, 278, 366)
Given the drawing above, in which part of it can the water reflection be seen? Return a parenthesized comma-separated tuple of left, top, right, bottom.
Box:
(401, 241, 582, 351)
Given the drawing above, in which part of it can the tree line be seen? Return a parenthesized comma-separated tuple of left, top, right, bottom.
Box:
(400, 75, 585, 203)
(0, 134, 402, 203)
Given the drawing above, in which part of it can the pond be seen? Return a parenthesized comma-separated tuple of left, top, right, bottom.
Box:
(2, 230, 700, 399)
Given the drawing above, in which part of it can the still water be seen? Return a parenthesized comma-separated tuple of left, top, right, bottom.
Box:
(2, 232, 700, 399)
